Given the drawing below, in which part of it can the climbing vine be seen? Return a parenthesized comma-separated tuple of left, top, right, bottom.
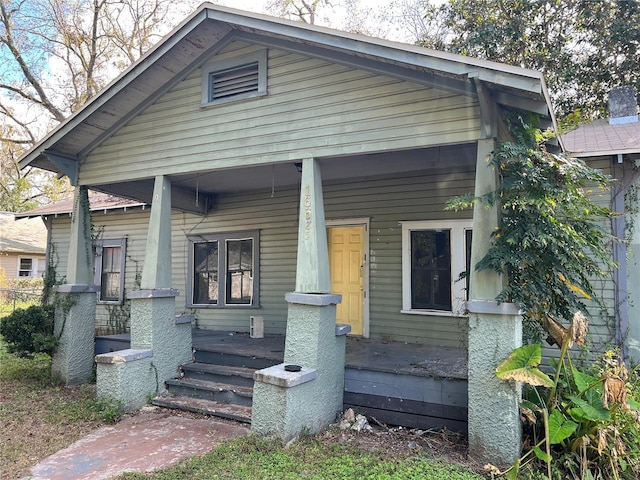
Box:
(447, 112, 619, 347)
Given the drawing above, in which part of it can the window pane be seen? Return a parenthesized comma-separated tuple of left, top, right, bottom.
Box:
(99, 247, 121, 301)
(193, 242, 218, 304)
(19, 258, 33, 276)
(411, 230, 451, 310)
(101, 273, 120, 300)
(226, 239, 253, 304)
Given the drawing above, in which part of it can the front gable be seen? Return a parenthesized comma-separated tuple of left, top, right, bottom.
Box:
(81, 40, 481, 187)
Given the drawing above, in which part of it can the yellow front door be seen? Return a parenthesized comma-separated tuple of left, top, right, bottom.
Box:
(328, 226, 364, 336)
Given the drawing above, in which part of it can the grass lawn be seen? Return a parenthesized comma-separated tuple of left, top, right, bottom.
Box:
(118, 433, 486, 479)
(0, 339, 119, 479)
(0, 336, 486, 480)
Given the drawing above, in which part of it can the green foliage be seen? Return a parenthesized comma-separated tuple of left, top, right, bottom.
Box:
(0, 305, 56, 357)
(118, 434, 484, 479)
(496, 344, 553, 387)
(447, 113, 617, 335)
(494, 342, 640, 479)
(421, 0, 640, 118)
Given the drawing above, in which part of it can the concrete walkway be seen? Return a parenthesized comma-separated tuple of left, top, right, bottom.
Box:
(27, 409, 249, 480)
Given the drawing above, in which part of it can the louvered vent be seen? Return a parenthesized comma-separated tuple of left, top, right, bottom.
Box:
(209, 62, 259, 102)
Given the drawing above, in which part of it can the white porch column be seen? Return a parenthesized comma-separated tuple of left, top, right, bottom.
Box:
(96, 176, 192, 411)
(467, 138, 522, 466)
(52, 185, 98, 385)
(252, 158, 348, 441)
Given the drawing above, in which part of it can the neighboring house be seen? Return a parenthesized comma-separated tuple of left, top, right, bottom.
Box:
(16, 191, 147, 333)
(0, 212, 47, 282)
(562, 86, 640, 364)
(17, 3, 587, 463)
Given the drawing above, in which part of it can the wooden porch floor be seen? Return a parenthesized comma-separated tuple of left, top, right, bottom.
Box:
(191, 329, 468, 380)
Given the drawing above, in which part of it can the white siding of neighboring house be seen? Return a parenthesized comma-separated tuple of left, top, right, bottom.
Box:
(80, 42, 481, 186)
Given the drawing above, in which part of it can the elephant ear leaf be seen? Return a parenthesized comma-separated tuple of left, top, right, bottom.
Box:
(548, 409, 578, 444)
(496, 344, 554, 387)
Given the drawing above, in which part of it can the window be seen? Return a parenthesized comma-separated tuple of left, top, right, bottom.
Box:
(187, 231, 259, 308)
(401, 220, 472, 316)
(18, 258, 34, 277)
(200, 50, 267, 107)
(94, 239, 126, 304)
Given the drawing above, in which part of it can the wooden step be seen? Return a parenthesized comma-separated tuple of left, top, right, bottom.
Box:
(153, 395, 252, 423)
(165, 378, 253, 407)
(193, 349, 278, 369)
(181, 362, 256, 387)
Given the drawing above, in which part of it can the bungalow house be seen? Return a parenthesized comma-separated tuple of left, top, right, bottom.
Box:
(17, 4, 568, 465)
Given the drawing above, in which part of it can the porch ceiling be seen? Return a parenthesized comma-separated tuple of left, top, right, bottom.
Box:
(91, 143, 477, 211)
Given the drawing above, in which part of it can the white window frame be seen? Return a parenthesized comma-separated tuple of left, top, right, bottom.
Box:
(400, 219, 472, 317)
(93, 238, 126, 305)
(17, 257, 35, 277)
(186, 231, 260, 308)
(200, 50, 267, 108)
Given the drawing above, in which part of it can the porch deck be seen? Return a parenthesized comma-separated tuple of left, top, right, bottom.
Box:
(191, 329, 468, 380)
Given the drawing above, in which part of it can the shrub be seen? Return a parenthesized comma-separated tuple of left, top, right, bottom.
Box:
(0, 305, 56, 357)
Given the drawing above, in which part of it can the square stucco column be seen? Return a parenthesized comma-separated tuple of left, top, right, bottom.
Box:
(467, 300, 522, 465)
(467, 139, 522, 467)
(52, 186, 98, 385)
(96, 176, 192, 411)
(252, 159, 348, 440)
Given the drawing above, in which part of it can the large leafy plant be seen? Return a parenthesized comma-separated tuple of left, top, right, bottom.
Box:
(491, 318, 640, 479)
(447, 113, 618, 345)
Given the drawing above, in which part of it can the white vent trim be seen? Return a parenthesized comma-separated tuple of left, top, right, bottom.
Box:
(201, 50, 267, 107)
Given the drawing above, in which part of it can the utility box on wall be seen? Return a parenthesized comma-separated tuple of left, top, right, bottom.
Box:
(250, 316, 264, 338)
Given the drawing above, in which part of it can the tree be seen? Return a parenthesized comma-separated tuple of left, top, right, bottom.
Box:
(447, 113, 618, 346)
(0, 0, 199, 211)
(265, 0, 332, 24)
(419, 0, 640, 119)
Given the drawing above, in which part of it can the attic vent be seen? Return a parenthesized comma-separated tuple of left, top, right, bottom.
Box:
(209, 62, 259, 102)
(201, 50, 267, 107)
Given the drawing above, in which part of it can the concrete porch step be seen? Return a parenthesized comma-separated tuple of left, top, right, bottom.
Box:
(152, 395, 252, 423)
(165, 378, 253, 407)
(181, 362, 256, 388)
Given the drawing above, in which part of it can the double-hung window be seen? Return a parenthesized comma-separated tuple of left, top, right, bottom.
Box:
(94, 239, 126, 304)
(187, 231, 259, 308)
(401, 220, 472, 316)
(18, 258, 34, 277)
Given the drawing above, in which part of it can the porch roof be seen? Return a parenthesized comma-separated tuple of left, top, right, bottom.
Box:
(18, 4, 555, 184)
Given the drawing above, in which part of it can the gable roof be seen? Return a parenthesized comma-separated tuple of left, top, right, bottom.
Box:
(562, 119, 640, 158)
(0, 213, 47, 255)
(18, 4, 555, 183)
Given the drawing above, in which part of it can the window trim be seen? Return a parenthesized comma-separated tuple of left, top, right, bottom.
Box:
(200, 50, 267, 107)
(93, 238, 126, 305)
(17, 257, 34, 277)
(186, 230, 260, 309)
(400, 220, 472, 317)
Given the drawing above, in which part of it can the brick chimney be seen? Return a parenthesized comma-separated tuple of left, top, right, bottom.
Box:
(609, 86, 638, 125)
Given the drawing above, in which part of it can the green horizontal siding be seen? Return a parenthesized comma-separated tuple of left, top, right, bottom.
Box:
(81, 42, 480, 185)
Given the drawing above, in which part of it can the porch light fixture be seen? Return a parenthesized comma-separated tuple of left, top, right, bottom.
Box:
(294, 162, 303, 173)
